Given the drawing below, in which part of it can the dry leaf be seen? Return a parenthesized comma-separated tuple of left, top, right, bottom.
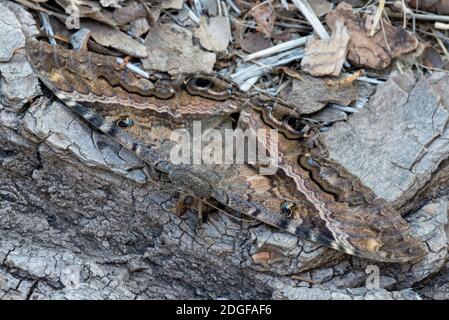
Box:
(422, 46, 445, 69)
(326, 2, 419, 69)
(196, 16, 231, 52)
(301, 19, 350, 77)
(239, 32, 271, 53)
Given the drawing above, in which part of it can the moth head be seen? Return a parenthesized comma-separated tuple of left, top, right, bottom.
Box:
(185, 75, 233, 100)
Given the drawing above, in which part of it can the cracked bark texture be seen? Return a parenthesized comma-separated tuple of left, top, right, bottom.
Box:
(1, 0, 449, 300)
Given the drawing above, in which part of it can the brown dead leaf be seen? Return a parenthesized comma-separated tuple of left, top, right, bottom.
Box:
(251, 3, 276, 35)
(301, 19, 350, 77)
(422, 46, 445, 69)
(285, 73, 358, 114)
(326, 2, 418, 69)
(239, 32, 271, 53)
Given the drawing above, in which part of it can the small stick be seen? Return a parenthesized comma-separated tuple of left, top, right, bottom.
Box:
(231, 48, 305, 85)
(225, 0, 241, 15)
(243, 36, 310, 61)
(435, 22, 449, 30)
(116, 58, 150, 78)
(387, 9, 449, 23)
(39, 12, 57, 46)
(370, 0, 385, 37)
(291, 0, 329, 39)
(183, 3, 200, 25)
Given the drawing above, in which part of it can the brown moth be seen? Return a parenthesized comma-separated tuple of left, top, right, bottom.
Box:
(26, 39, 426, 262)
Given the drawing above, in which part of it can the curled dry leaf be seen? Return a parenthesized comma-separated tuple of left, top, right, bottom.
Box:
(326, 2, 419, 69)
(421, 46, 445, 69)
(301, 19, 350, 77)
(196, 16, 231, 52)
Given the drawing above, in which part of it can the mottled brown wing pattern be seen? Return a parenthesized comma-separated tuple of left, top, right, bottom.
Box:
(220, 108, 426, 262)
(26, 39, 426, 263)
(25, 40, 241, 120)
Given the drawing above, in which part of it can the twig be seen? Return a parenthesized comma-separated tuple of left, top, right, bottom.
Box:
(225, 0, 241, 16)
(387, 9, 449, 23)
(435, 22, 449, 30)
(243, 36, 310, 61)
(193, 0, 203, 16)
(291, 0, 329, 39)
(183, 3, 200, 25)
(39, 12, 57, 45)
(370, 0, 385, 37)
(226, 0, 242, 16)
(116, 58, 150, 79)
(339, 73, 385, 85)
(231, 48, 304, 90)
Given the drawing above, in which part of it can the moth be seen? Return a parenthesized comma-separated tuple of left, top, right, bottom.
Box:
(26, 39, 426, 263)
